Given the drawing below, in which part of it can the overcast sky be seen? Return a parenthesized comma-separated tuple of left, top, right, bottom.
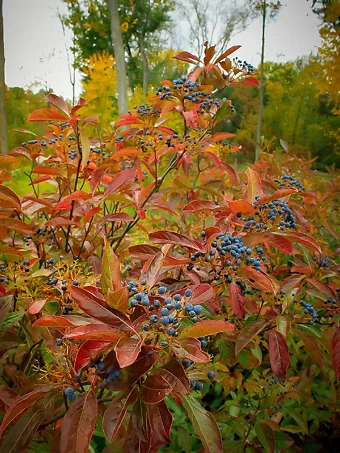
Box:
(3, 0, 322, 100)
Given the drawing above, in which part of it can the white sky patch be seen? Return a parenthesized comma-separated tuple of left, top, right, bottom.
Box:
(3, 0, 322, 100)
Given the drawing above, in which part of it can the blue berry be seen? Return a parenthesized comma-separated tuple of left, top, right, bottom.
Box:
(174, 294, 181, 301)
(195, 381, 204, 391)
(207, 371, 215, 379)
(193, 305, 202, 314)
(160, 307, 169, 316)
(64, 387, 76, 401)
(174, 302, 182, 309)
(158, 286, 167, 295)
(182, 359, 191, 368)
(113, 370, 120, 377)
(185, 289, 193, 297)
(97, 361, 105, 371)
(185, 303, 194, 312)
(56, 338, 62, 346)
(150, 314, 159, 323)
(160, 316, 170, 325)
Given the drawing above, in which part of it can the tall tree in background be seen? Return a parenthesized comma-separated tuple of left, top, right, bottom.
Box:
(176, 0, 249, 59)
(310, 0, 340, 114)
(107, 0, 128, 115)
(249, 0, 281, 162)
(62, 0, 173, 96)
(0, 0, 7, 154)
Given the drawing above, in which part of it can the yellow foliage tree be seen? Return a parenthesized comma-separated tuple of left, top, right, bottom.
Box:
(316, 1, 340, 114)
(81, 52, 119, 130)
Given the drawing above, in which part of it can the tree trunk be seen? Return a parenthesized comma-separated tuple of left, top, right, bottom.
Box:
(107, 0, 128, 116)
(291, 98, 303, 145)
(255, 1, 266, 163)
(139, 37, 149, 96)
(0, 0, 8, 154)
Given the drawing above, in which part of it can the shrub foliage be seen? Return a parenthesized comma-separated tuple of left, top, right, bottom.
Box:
(0, 44, 339, 453)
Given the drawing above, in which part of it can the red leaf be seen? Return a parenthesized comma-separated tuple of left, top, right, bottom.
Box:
(331, 327, 340, 379)
(141, 375, 171, 404)
(145, 252, 164, 289)
(180, 320, 235, 339)
(228, 199, 255, 215)
(33, 315, 92, 327)
(306, 278, 336, 298)
(158, 358, 190, 394)
(183, 109, 199, 128)
(172, 338, 210, 363)
(102, 387, 138, 441)
(60, 389, 97, 453)
(64, 325, 123, 341)
(70, 286, 137, 334)
(235, 319, 269, 356)
(129, 244, 160, 261)
(150, 231, 203, 252)
(71, 98, 87, 116)
(28, 108, 70, 122)
(214, 45, 241, 63)
(0, 244, 23, 258)
(115, 337, 142, 368)
(271, 232, 321, 255)
(146, 400, 172, 444)
(256, 188, 297, 206)
(115, 115, 142, 128)
(32, 166, 64, 176)
(245, 168, 263, 203)
(239, 266, 278, 293)
(177, 284, 214, 305)
(0, 185, 21, 209)
(242, 76, 260, 87)
(173, 51, 200, 63)
(213, 132, 235, 141)
(45, 93, 70, 117)
(0, 386, 53, 437)
(102, 168, 136, 200)
(0, 386, 20, 413)
(204, 45, 216, 66)
(107, 287, 129, 313)
(60, 191, 91, 203)
(97, 213, 134, 226)
(269, 330, 290, 379)
(28, 299, 47, 315)
(0, 217, 35, 234)
(229, 281, 245, 318)
(183, 200, 219, 213)
(75, 340, 111, 372)
(45, 217, 78, 227)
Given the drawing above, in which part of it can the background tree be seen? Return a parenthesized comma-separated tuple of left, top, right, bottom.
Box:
(62, 0, 173, 96)
(0, 0, 7, 154)
(175, 0, 249, 59)
(107, 0, 128, 115)
(310, 0, 340, 114)
(249, 0, 281, 162)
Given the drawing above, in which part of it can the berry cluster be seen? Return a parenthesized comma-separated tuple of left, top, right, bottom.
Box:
(93, 361, 121, 386)
(240, 196, 296, 232)
(135, 104, 161, 117)
(232, 58, 254, 74)
(274, 174, 305, 192)
(127, 284, 205, 342)
(187, 232, 265, 283)
(300, 300, 319, 323)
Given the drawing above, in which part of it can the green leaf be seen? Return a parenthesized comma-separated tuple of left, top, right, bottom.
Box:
(101, 239, 121, 296)
(255, 420, 276, 453)
(0, 311, 25, 334)
(182, 393, 223, 453)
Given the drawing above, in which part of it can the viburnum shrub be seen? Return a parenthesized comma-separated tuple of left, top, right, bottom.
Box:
(0, 44, 339, 453)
